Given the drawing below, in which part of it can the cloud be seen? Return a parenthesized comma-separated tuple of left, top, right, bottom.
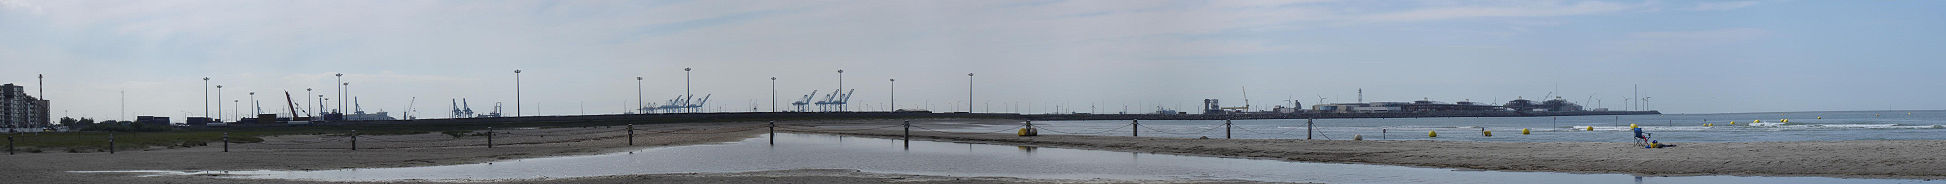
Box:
(1690, 1, 1760, 11)
(1627, 28, 1769, 41)
(1357, 1, 1644, 22)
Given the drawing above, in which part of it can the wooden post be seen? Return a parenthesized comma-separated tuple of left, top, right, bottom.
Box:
(768, 121, 775, 145)
(350, 130, 357, 151)
(1132, 119, 1139, 137)
(627, 124, 634, 146)
(1224, 119, 1232, 139)
(487, 126, 494, 148)
(222, 132, 229, 152)
(1306, 119, 1314, 140)
(109, 133, 115, 154)
(902, 121, 911, 142)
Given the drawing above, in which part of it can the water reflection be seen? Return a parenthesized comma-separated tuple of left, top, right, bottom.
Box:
(104, 133, 1944, 184)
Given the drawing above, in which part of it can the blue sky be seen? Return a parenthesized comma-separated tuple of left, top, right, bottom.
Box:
(2, 0, 1942, 121)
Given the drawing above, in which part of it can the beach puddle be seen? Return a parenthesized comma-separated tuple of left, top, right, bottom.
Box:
(80, 133, 1941, 183)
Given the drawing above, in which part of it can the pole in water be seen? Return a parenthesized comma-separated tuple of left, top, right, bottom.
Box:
(351, 130, 358, 151)
(768, 121, 775, 145)
(1224, 119, 1232, 139)
(1307, 119, 1314, 140)
(487, 126, 494, 148)
(902, 120, 911, 141)
(222, 132, 229, 152)
(1131, 119, 1139, 137)
(626, 124, 634, 146)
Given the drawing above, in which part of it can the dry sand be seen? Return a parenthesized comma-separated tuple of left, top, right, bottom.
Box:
(790, 119, 1946, 179)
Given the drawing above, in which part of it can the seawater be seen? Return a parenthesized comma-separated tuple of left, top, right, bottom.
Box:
(940, 110, 1946, 142)
(79, 133, 1942, 184)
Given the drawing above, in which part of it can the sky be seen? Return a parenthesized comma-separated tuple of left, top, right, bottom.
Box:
(2, 0, 1943, 121)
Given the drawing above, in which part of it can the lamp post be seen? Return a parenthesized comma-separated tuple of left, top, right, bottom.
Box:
(967, 73, 974, 113)
(636, 76, 643, 114)
(232, 99, 239, 121)
(335, 73, 343, 115)
(216, 85, 224, 122)
(343, 82, 350, 113)
(683, 68, 691, 113)
(889, 78, 896, 111)
(249, 92, 256, 115)
(203, 77, 210, 119)
(514, 70, 522, 117)
(770, 77, 777, 112)
(305, 88, 312, 117)
(837, 70, 845, 112)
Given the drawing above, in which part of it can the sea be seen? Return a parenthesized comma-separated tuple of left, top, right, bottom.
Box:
(940, 110, 1946, 142)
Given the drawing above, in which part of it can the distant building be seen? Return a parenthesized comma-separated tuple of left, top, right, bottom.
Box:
(1, 83, 50, 129)
(135, 116, 170, 126)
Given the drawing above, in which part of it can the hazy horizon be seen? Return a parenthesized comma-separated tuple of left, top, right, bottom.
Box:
(5, 0, 1944, 121)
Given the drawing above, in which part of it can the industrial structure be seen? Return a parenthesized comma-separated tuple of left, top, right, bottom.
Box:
(814, 89, 854, 112)
(642, 94, 710, 113)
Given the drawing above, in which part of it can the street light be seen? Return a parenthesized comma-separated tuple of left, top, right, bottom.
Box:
(305, 88, 312, 117)
(216, 85, 224, 121)
(249, 91, 256, 115)
(514, 69, 522, 117)
(203, 77, 210, 119)
(770, 77, 777, 112)
(683, 67, 691, 113)
(967, 73, 974, 113)
(836, 69, 844, 112)
(889, 78, 895, 112)
(335, 73, 343, 115)
(636, 76, 644, 114)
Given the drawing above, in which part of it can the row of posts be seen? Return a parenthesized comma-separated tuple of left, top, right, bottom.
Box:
(1119, 119, 1312, 140)
(3, 119, 1343, 155)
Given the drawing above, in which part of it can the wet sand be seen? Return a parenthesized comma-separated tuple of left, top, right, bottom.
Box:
(790, 119, 1946, 179)
(0, 120, 1280, 184)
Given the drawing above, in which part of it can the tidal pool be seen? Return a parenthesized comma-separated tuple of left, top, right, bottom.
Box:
(97, 133, 1943, 183)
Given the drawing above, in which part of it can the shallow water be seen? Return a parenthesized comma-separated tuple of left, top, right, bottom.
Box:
(954, 110, 1946, 142)
(95, 133, 1942, 183)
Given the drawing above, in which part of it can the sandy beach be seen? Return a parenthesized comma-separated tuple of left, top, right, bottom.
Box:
(0, 120, 1281, 184)
(6, 119, 1944, 183)
(796, 119, 1946, 179)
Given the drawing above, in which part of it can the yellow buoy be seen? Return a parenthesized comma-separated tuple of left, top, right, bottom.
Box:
(1781, 119, 1789, 123)
(1730, 121, 1737, 125)
(1483, 130, 1493, 137)
(1522, 128, 1531, 135)
(1354, 134, 1363, 140)
(1817, 116, 1822, 119)
(1754, 119, 1761, 123)
(1428, 130, 1438, 137)
(1705, 123, 1713, 127)
(1630, 124, 1638, 129)
(1017, 128, 1038, 136)
(1586, 126, 1594, 131)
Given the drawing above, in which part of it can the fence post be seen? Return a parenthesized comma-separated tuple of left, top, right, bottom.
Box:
(109, 133, 115, 154)
(350, 130, 358, 151)
(1132, 119, 1139, 137)
(627, 124, 634, 146)
(768, 121, 775, 145)
(1306, 118, 1314, 140)
(487, 126, 494, 148)
(1224, 119, 1232, 139)
(222, 132, 229, 152)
